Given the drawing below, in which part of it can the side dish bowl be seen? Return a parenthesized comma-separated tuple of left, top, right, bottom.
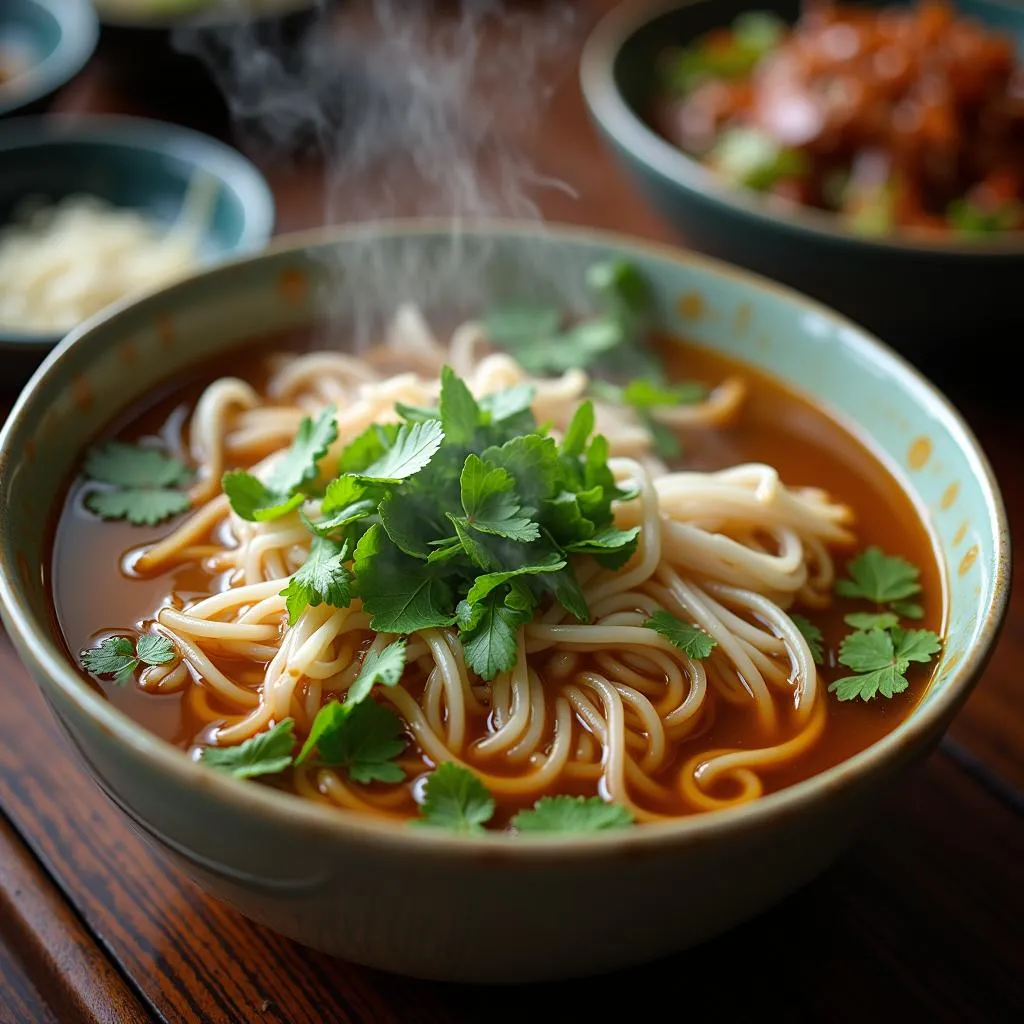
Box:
(0, 0, 98, 118)
(0, 222, 1009, 982)
(580, 0, 1024, 355)
(0, 114, 275, 383)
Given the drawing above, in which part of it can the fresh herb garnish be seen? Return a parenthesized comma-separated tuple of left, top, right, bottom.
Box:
(279, 536, 354, 625)
(282, 371, 639, 680)
(710, 127, 809, 192)
(831, 626, 942, 702)
(81, 633, 176, 684)
(835, 547, 923, 610)
(644, 611, 717, 659)
(482, 259, 656, 378)
(843, 611, 900, 632)
(659, 11, 784, 93)
(83, 441, 192, 525)
(511, 795, 634, 833)
(298, 700, 406, 783)
(200, 719, 296, 779)
(790, 614, 824, 665)
(223, 405, 337, 522)
(948, 197, 1023, 235)
(346, 639, 408, 705)
(414, 762, 495, 834)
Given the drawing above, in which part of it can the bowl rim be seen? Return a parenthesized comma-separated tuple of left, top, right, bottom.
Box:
(0, 0, 99, 118)
(579, 0, 1024, 257)
(0, 112, 276, 351)
(0, 218, 1011, 858)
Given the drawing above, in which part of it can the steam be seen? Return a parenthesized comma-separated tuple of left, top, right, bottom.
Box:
(172, 0, 585, 343)
(172, 0, 579, 223)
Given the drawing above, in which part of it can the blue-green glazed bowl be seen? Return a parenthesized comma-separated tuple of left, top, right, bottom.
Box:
(0, 223, 1009, 982)
(0, 114, 275, 380)
(580, 0, 1024, 356)
(0, 0, 98, 118)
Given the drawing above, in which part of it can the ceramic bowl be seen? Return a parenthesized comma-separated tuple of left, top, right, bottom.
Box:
(0, 0, 98, 118)
(580, 0, 1024, 357)
(0, 113, 275, 384)
(0, 223, 1009, 983)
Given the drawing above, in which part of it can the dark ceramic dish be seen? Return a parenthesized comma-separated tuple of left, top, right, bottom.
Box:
(580, 0, 1024, 357)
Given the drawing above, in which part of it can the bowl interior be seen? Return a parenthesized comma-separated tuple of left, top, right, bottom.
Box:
(596, 0, 1024, 251)
(0, 117, 275, 348)
(0, 225, 1007, 828)
(0, 0, 98, 117)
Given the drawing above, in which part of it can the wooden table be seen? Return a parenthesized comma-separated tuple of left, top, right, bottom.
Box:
(1, 3, 1021, 1021)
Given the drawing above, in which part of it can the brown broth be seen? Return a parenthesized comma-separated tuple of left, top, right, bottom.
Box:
(49, 332, 945, 821)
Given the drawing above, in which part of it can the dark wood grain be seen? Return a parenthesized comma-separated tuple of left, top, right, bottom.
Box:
(0, 813, 149, 1024)
(0, 1, 1021, 1020)
(0, 936, 59, 1024)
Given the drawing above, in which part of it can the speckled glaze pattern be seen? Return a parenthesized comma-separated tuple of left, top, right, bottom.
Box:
(0, 224, 1009, 982)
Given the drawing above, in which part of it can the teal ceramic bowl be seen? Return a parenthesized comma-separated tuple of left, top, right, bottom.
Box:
(0, 223, 1009, 982)
(0, 114, 275, 382)
(0, 0, 98, 118)
(580, 0, 1024, 356)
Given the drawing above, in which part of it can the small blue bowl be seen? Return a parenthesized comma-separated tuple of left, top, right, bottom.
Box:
(0, 114, 275, 382)
(0, 0, 98, 118)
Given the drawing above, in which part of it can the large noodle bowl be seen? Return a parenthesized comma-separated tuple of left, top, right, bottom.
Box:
(57, 278, 944, 835)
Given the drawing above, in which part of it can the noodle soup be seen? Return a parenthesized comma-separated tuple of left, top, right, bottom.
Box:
(51, 279, 944, 834)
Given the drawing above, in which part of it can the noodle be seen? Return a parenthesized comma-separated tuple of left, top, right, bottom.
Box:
(120, 308, 860, 823)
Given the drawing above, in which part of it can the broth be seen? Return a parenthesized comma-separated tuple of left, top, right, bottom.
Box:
(50, 331, 944, 824)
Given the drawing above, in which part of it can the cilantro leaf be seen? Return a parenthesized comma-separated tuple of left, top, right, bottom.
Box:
(415, 762, 495, 834)
(84, 442, 191, 489)
(585, 259, 652, 318)
(358, 421, 445, 482)
(338, 423, 401, 474)
(620, 379, 706, 408)
(222, 470, 304, 523)
(831, 626, 941, 702)
(836, 547, 922, 605)
(483, 434, 561, 511)
(844, 611, 900, 632)
(892, 601, 925, 620)
(81, 633, 176, 683)
(564, 526, 641, 570)
(200, 720, 296, 779)
(644, 611, 716, 659)
(265, 405, 338, 495)
(354, 524, 457, 633)
(439, 365, 482, 447)
(379, 488, 451, 557)
(512, 795, 634, 833)
(80, 636, 138, 681)
(464, 555, 566, 605)
(478, 384, 535, 425)
(560, 401, 595, 459)
(790, 614, 824, 665)
(346, 639, 408, 706)
(459, 454, 539, 542)
(300, 700, 406, 783)
(85, 488, 191, 526)
(135, 634, 176, 666)
(280, 536, 353, 624)
(458, 589, 533, 680)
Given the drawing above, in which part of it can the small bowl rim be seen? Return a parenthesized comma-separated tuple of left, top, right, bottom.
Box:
(0, 219, 1011, 857)
(0, 0, 99, 118)
(0, 112, 276, 351)
(580, 0, 1024, 257)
